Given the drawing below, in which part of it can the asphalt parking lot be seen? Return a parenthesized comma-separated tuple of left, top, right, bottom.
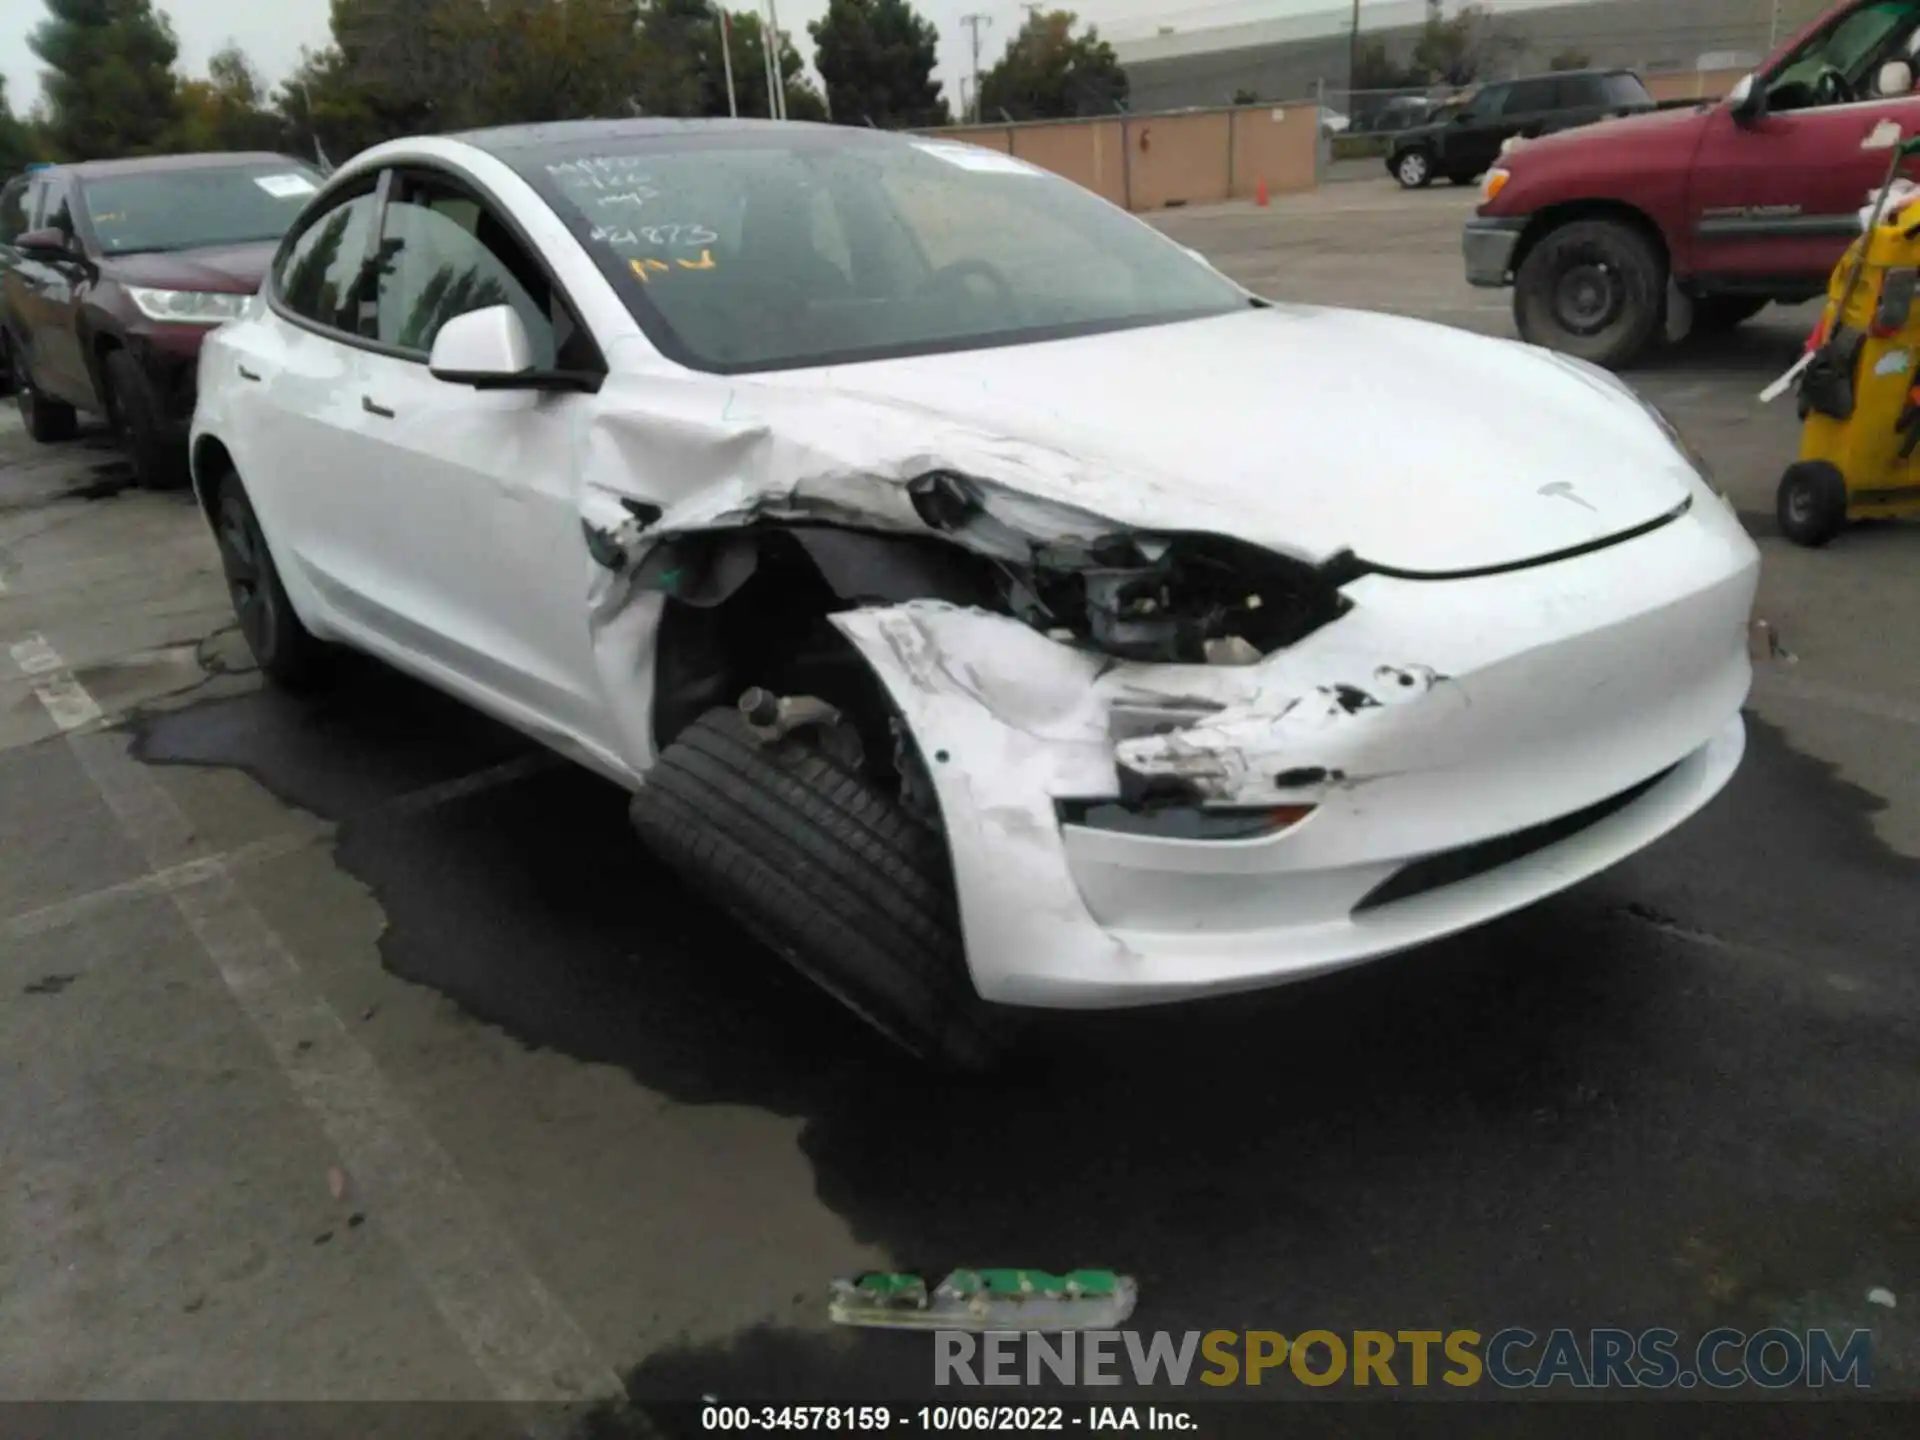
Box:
(3, 178, 1918, 1426)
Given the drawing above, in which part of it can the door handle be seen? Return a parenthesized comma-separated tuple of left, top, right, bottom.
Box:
(237, 364, 261, 382)
(361, 395, 395, 418)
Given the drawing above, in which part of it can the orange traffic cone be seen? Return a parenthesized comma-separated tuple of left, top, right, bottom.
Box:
(1256, 178, 1269, 207)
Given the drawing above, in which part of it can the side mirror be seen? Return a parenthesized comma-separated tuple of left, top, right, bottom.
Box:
(16, 226, 74, 257)
(1728, 72, 1764, 123)
(1879, 60, 1915, 97)
(427, 303, 602, 393)
(429, 305, 533, 383)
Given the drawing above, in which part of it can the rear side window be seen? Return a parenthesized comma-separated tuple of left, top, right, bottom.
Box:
(1601, 73, 1653, 107)
(372, 173, 558, 365)
(275, 188, 379, 336)
(0, 180, 26, 243)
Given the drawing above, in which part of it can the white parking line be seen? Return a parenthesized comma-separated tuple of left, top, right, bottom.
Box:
(3, 629, 623, 1412)
(9, 633, 105, 731)
(62, 725, 625, 1411)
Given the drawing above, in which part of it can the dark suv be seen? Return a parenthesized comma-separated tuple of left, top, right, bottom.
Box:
(0, 153, 322, 488)
(1387, 70, 1657, 189)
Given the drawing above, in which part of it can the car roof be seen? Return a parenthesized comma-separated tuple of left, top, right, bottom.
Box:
(450, 117, 887, 159)
(33, 152, 312, 181)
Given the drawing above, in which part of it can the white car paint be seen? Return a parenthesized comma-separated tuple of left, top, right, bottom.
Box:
(192, 129, 1761, 1010)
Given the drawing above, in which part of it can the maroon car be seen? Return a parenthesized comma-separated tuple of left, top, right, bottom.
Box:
(0, 153, 323, 487)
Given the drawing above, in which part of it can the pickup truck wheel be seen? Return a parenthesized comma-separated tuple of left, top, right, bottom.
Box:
(103, 348, 187, 490)
(1394, 149, 1433, 189)
(630, 706, 1012, 1071)
(209, 474, 330, 689)
(1515, 219, 1666, 369)
(1693, 296, 1769, 333)
(1776, 461, 1849, 548)
(10, 338, 79, 443)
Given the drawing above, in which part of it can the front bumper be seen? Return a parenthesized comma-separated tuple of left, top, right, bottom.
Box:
(833, 485, 1759, 1009)
(1464, 216, 1526, 288)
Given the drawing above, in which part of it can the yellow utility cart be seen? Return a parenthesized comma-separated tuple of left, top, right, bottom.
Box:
(1781, 136, 1920, 547)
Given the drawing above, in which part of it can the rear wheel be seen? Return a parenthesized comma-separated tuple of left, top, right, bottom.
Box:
(1394, 149, 1434, 189)
(630, 706, 1011, 1071)
(208, 473, 329, 688)
(10, 337, 79, 443)
(1515, 218, 1667, 369)
(1692, 295, 1769, 334)
(103, 348, 187, 490)
(1776, 461, 1849, 548)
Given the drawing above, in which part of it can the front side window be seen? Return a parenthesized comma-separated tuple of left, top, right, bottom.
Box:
(79, 161, 322, 255)
(1769, 0, 1920, 108)
(275, 189, 379, 335)
(1461, 85, 1510, 122)
(1503, 79, 1558, 114)
(519, 131, 1246, 372)
(372, 175, 558, 366)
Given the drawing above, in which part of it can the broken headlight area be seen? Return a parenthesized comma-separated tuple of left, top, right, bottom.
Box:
(907, 470, 1352, 665)
(1056, 796, 1316, 840)
(1013, 531, 1351, 665)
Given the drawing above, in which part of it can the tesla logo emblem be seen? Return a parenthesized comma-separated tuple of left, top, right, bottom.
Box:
(1538, 481, 1597, 512)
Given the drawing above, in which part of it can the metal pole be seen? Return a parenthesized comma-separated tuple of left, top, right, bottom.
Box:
(1350, 0, 1362, 92)
(960, 13, 991, 123)
(766, 0, 788, 119)
(1769, 1, 1784, 50)
(714, 4, 738, 118)
(760, 7, 778, 117)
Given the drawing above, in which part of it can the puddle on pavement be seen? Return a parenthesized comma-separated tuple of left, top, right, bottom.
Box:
(128, 670, 1920, 1396)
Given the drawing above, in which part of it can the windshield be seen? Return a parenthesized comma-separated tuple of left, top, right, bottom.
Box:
(1601, 73, 1653, 106)
(519, 131, 1247, 372)
(81, 162, 323, 255)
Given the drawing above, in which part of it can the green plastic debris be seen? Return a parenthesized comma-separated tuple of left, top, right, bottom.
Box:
(829, 1269, 1137, 1332)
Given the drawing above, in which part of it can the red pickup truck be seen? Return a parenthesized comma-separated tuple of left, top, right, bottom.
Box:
(1466, 0, 1920, 368)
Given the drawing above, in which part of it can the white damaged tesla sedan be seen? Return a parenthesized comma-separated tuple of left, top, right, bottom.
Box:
(190, 119, 1760, 1067)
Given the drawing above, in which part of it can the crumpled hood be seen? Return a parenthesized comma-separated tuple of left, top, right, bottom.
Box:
(102, 241, 276, 294)
(738, 306, 1696, 574)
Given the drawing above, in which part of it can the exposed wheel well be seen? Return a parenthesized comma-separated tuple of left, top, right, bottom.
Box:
(189, 435, 234, 524)
(1511, 200, 1672, 285)
(647, 527, 998, 807)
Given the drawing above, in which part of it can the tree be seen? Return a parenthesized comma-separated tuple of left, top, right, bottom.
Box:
(1352, 38, 1419, 92)
(808, 0, 947, 128)
(976, 10, 1126, 122)
(29, 0, 182, 159)
(171, 43, 288, 151)
(0, 77, 44, 177)
(636, 0, 821, 121)
(1410, 3, 1520, 88)
(1547, 47, 1592, 72)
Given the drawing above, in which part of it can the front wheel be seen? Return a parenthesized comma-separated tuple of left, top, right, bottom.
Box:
(630, 706, 1011, 1070)
(1514, 218, 1667, 369)
(104, 348, 187, 490)
(1394, 149, 1434, 189)
(1776, 461, 1849, 548)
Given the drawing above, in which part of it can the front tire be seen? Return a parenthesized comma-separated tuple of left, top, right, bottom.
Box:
(103, 349, 187, 490)
(630, 707, 1009, 1070)
(1515, 218, 1667, 369)
(10, 338, 79, 443)
(208, 473, 329, 688)
(1776, 461, 1849, 548)
(1394, 149, 1434, 189)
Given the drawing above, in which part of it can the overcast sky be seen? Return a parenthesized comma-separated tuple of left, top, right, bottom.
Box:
(2, 0, 1379, 121)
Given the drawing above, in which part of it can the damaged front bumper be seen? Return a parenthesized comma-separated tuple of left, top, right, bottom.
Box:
(831, 489, 1759, 1008)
